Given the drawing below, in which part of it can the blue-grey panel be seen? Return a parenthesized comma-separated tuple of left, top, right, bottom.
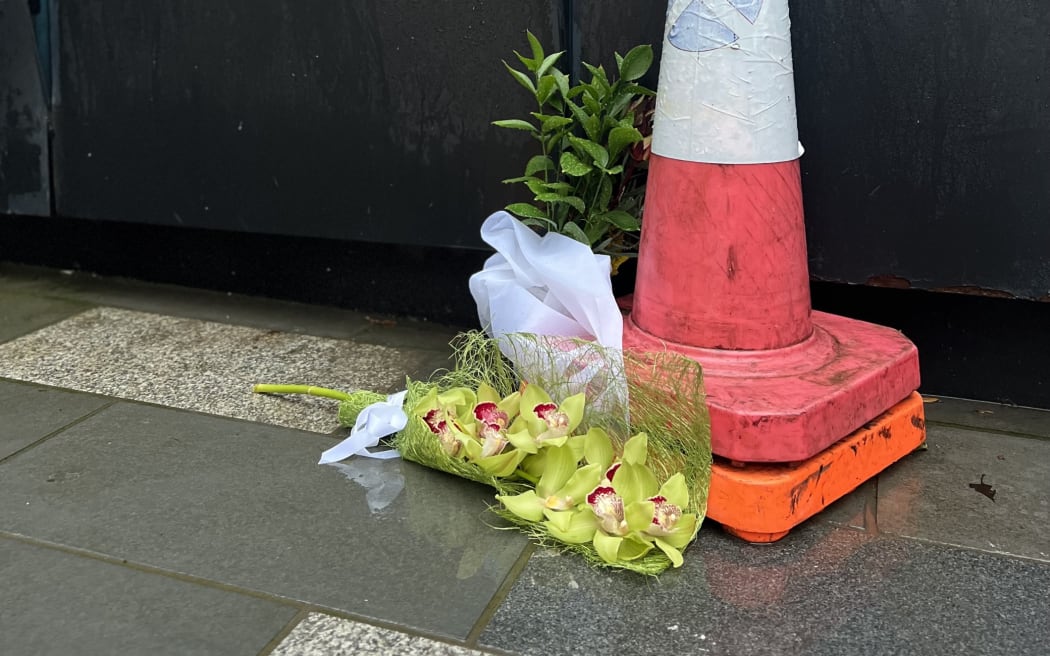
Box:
(0, 0, 51, 216)
(52, 1, 561, 248)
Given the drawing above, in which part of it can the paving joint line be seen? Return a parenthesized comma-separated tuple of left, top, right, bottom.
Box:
(925, 419, 1050, 442)
(256, 608, 310, 656)
(0, 399, 117, 466)
(464, 541, 536, 648)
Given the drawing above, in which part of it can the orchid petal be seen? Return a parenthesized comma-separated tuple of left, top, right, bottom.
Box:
(506, 428, 539, 454)
(625, 499, 657, 533)
(657, 473, 690, 509)
(476, 382, 501, 405)
(520, 451, 547, 479)
(583, 427, 615, 469)
(660, 514, 699, 548)
(611, 462, 660, 504)
(521, 383, 553, 422)
(618, 535, 654, 561)
(566, 434, 587, 462)
(556, 463, 603, 508)
(559, 392, 586, 432)
(497, 490, 545, 522)
(592, 531, 624, 564)
(475, 449, 527, 477)
(654, 537, 685, 568)
(537, 435, 569, 448)
(544, 509, 598, 544)
(622, 432, 649, 465)
(536, 445, 577, 498)
(498, 390, 522, 418)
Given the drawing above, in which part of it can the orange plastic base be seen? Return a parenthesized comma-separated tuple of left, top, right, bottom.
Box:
(706, 392, 926, 542)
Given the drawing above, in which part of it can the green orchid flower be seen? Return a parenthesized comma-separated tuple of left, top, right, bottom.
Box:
(496, 445, 603, 522)
(505, 384, 586, 454)
(640, 473, 699, 568)
(414, 387, 478, 456)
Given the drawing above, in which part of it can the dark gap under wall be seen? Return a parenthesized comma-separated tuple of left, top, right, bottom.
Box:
(2, 215, 1047, 409)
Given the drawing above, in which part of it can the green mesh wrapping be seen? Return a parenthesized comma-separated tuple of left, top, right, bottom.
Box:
(337, 331, 711, 576)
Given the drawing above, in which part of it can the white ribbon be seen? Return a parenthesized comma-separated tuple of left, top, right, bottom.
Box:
(318, 390, 408, 464)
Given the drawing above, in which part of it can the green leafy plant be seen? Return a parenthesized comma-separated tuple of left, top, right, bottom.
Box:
(493, 31, 655, 259)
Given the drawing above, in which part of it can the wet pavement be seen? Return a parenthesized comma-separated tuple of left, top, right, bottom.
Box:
(1, 264, 1048, 655)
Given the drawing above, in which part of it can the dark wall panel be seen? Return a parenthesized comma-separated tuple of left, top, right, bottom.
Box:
(583, 1, 1050, 301)
(0, 0, 51, 216)
(792, 1, 1050, 300)
(52, 0, 561, 248)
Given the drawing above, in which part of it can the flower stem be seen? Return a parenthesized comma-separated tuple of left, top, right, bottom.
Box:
(252, 384, 352, 402)
(513, 468, 540, 485)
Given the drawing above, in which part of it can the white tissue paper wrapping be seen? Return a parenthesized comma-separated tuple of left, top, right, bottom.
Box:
(653, 0, 802, 164)
(321, 211, 628, 464)
(469, 211, 627, 412)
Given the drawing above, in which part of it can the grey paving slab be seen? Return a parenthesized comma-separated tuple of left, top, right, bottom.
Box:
(0, 307, 442, 432)
(877, 424, 1050, 561)
(271, 613, 490, 656)
(0, 537, 295, 656)
(0, 290, 90, 343)
(0, 379, 109, 460)
(0, 403, 529, 639)
(480, 523, 1050, 656)
(818, 479, 876, 532)
(924, 395, 1050, 438)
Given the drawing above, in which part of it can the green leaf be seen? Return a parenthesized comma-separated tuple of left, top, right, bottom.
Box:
(582, 114, 602, 142)
(596, 176, 613, 213)
(618, 44, 653, 82)
(492, 118, 536, 132)
(560, 151, 593, 177)
(561, 221, 591, 244)
(514, 51, 538, 73)
(525, 178, 551, 195)
(505, 202, 549, 221)
(522, 217, 556, 230)
(602, 164, 624, 175)
(607, 126, 643, 160)
(526, 30, 544, 63)
(600, 210, 642, 231)
(536, 51, 564, 79)
(582, 62, 611, 93)
(503, 61, 537, 95)
(536, 75, 557, 104)
(537, 194, 585, 214)
(569, 136, 609, 169)
(553, 70, 571, 100)
(525, 155, 555, 177)
(536, 114, 573, 133)
(501, 175, 544, 185)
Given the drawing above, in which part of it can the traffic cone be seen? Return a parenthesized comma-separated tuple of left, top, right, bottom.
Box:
(623, 0, 926, 541)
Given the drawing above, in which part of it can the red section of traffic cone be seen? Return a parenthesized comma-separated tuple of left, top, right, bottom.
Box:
(623, 154, 921, 463)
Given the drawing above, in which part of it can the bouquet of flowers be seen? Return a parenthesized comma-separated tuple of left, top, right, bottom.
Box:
(259, 331, 710, 575)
